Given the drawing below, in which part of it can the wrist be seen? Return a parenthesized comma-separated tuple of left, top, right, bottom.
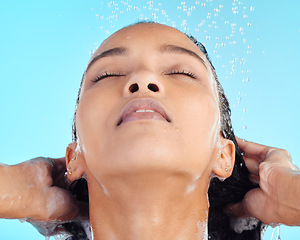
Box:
(0, 164, 22, 218)
(0, 164, 44, 220)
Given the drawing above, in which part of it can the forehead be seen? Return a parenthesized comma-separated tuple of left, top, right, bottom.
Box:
(93, 23, 204, 58)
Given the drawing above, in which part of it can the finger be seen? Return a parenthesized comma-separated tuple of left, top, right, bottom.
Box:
(224, 202, 249, 218)
(224, 188, 268, 222)
(46, 187, 81, 221)
(248, 174, 260, 184)
(30, 157, 54, 173)
(265, 150, 297, 170)
(239, 188, 274, 224)
(44, 157, 55, 168)
(53, 157, 66, 170)
(236, 137, 270, 162)
(244, 158, 260, 176)
(52, 157, 66, 178)
(52, 170, 70, 189)
(51, 158, 69, 188)
(259, 160, 297, 195)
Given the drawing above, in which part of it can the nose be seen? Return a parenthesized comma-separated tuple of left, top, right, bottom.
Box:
(123, 71, 164, 97)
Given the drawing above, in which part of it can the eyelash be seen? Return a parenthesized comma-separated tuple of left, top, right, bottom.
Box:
(166, 70, 196, 79)
(92, 71, 125, 82)
(91, 70, 196, 82)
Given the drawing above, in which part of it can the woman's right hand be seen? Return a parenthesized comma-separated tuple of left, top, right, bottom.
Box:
(0, 157, 88, 223)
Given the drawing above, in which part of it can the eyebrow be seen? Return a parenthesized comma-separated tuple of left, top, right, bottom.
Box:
(86, 44, 207, 72)
(160, 44, 207, 68)
(86, 47, 127, 71)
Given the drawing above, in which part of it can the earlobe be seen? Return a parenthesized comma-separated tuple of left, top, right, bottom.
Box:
(65, 142, 86, 182)
(212, 138, 235, 179)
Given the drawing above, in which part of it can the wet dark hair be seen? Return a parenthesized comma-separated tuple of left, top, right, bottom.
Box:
(65, 22, 264, 240)
(187, 34, 264, 239)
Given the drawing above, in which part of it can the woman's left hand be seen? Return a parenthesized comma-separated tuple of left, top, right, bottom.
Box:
(224, 138, 300, 226)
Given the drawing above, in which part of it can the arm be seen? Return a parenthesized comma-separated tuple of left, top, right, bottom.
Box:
(225, 138, 300, 226)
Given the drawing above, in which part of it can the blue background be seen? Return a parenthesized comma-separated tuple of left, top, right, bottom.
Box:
(0, 0, 299, 239)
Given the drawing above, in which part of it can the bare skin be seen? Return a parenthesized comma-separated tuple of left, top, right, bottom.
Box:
(66, 23, 235, 240)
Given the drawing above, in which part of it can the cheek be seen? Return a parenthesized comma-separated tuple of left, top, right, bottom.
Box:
(177, 94, 220, 170)
(75, 87, 118, 168)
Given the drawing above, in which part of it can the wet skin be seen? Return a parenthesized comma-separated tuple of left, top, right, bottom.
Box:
(77, 23, 220, 179)
(66, 23, 235, 240)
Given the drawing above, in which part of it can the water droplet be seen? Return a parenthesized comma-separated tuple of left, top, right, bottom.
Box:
(270, 225, 281, 240)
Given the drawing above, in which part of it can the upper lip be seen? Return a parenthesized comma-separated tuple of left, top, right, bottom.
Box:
(117, 98, 171, 126)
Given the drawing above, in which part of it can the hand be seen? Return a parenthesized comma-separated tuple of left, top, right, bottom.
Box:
(224, 138, 300, 226)
(0, 157, 88, 224)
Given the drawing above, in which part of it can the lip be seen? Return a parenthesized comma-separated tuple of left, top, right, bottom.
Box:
(117, 98, 171, 126)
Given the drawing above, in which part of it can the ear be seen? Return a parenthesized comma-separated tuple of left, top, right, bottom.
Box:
(65, 142, 86, 182)
(212, 138, 235, 179)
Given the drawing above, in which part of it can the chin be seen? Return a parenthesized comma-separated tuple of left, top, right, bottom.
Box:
(100, 134, 183, 175)
(105, 133, 211, 177)
(125, 136, 177, 162)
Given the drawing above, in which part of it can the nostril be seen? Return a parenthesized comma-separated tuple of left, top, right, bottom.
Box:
(148, 83, 159, 92)
(129, 83, 139, 93)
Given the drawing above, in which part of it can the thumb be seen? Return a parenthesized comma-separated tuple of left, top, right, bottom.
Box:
(224, 188, 266, 220)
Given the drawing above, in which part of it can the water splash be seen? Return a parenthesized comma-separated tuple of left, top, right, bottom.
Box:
(270, 226, 281, 240)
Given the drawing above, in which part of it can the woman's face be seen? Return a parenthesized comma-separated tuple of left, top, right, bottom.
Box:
(75, 23, 221, 182)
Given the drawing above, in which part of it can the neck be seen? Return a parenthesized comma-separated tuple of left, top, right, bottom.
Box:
(87, 170, 211, 240)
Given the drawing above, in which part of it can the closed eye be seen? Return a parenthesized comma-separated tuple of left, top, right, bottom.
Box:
(92, 71, 126, 82)
(165, 70, 196, 79)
